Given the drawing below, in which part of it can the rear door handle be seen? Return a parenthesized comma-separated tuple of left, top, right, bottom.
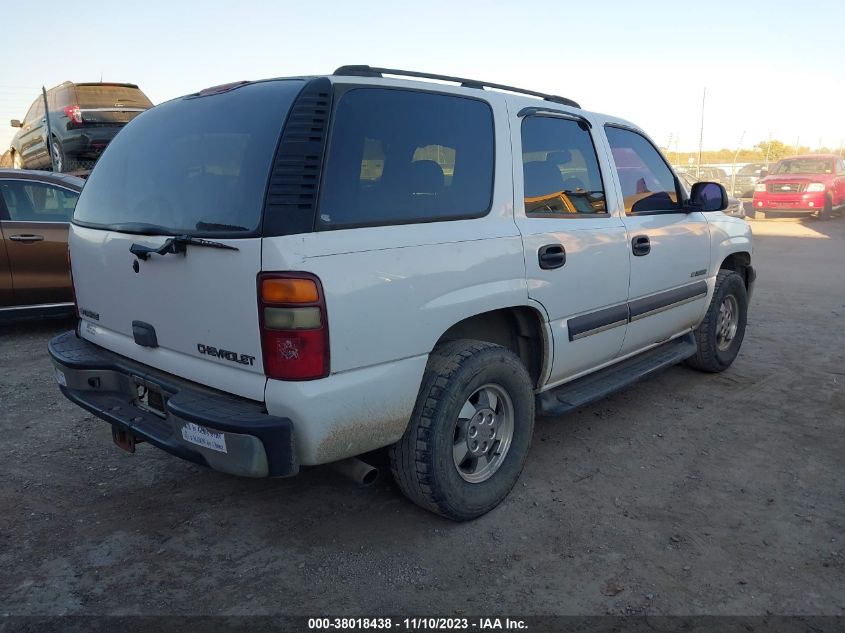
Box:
(9, 234, 44, 242)
(632, 235, 650, 256)
(538, 244, 566, 269)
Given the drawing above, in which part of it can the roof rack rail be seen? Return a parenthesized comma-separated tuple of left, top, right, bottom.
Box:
(333, 65, 581, 109)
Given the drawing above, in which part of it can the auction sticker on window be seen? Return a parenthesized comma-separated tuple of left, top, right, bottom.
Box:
(181, 422, 227, 453)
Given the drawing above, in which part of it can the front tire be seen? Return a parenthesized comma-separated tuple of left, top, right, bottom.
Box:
(686, 270, 748, 373)
(11, 150, 22, 170)
(389, 340, 535, 521)
(817, 196, 833, 221)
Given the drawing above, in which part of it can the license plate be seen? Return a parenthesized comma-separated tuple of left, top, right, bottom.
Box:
(181, 422, 228, 453)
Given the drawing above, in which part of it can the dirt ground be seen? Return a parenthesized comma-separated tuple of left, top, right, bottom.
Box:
(1, 217, 843, 617)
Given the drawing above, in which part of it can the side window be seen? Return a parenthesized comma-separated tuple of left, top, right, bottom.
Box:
(23, 100, 39, 125)
(0, 182, 78, 222)
(319, 88, 494, 229)
(53, 87, 72, 108)
(33, 98, 45, 120)
(521, 116, 607, 216)
(605, 126, 681, 215)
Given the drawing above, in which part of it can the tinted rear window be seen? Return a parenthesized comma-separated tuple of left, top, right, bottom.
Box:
(74, 80, 304, 236)
(74, 85, 153, 108)
(318, 88, 494, 229)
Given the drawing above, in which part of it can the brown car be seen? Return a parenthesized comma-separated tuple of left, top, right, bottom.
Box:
(0, 169, 84, 320)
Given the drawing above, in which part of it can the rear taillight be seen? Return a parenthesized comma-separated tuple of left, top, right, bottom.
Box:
(63, 105, 82, 124)
(258, 273, 329, 380)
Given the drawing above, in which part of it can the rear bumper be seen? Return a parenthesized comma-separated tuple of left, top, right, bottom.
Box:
(48, 331, 297, 478)
(61, 127, 121, 158)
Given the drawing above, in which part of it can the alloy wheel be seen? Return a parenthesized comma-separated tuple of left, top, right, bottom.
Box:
(452, 383, 515, 484)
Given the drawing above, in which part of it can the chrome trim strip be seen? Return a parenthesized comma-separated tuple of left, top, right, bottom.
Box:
(79, 107, 146, 113)
(0, 178, 81, 195)
(0, 302, 74, 312)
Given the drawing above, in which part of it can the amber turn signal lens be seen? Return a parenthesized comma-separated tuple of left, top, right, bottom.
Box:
(261, 278, 319, 304)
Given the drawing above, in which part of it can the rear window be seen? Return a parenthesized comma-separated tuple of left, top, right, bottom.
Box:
(74, 85, 153, 108)
(318, 88, 494, 229)
(73, 80, 305, 236)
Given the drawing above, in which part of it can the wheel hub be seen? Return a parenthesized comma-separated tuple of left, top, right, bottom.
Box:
(466, 408, 497, 457)
(716, 294, 739, 351)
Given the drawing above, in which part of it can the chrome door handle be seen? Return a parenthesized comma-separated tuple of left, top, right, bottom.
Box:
(9, 234, 44, 242)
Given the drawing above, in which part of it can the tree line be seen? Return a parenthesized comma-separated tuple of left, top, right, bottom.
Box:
(661, 140, 843, 166)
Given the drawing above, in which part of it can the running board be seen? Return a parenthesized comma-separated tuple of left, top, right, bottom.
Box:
(537, 333, 697, 417)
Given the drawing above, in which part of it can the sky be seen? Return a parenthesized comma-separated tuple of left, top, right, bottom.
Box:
(2, 0, 843, 155)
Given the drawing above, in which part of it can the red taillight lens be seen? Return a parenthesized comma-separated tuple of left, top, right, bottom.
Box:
(258, 273, 329, 380)
(63, 105, 82, 124)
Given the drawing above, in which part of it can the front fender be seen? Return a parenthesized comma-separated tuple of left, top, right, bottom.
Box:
(706, 214, 753, 276)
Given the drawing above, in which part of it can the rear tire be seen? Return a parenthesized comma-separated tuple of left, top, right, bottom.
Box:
(389, 340, 535, 521)
(50, 138, 66, 172)
(686, 270, 748, 373)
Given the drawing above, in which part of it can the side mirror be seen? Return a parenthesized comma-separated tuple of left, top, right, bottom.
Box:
(759, 169, 768, 178)
(10, 119, 22, 128)
(689, 181, 728, 212)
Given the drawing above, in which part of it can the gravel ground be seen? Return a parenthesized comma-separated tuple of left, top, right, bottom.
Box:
(0, 217, 843, 617)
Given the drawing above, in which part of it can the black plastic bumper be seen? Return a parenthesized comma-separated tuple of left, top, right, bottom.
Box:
(48, 331, 297, 478)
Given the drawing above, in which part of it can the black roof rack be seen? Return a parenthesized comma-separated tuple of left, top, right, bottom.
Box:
(333, 65, 580, 109)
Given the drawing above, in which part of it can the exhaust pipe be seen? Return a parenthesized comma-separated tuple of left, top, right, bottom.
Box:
(331, 457, 379, 486)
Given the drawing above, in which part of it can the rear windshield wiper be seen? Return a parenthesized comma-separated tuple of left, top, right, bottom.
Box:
(130, 235, 239, 261)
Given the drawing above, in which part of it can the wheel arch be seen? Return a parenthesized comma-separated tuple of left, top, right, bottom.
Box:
(433, 305, 549, 389)
(719, 251, 753, 290)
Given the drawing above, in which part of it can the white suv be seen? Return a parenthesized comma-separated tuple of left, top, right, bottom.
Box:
(49, 66, 755, 520)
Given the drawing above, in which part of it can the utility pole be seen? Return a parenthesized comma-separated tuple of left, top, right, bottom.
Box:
(839, 139, 843, 158)
(42, 86, 57, 172)
(696, 88, 706, 179)
(730, 130, 745, 196)
(764, 131, 772, 169)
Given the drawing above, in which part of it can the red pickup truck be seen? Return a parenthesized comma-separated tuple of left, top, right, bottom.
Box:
(752, 154, 845, 220)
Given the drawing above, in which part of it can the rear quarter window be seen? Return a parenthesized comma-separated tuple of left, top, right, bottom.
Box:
(318, 88, 494, 229)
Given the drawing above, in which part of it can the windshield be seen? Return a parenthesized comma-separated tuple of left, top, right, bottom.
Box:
(772, 158, 834, 175)
(738, 164, 764, 175)
(75, 85, 153, 108)
(73, 80, 305, 236)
